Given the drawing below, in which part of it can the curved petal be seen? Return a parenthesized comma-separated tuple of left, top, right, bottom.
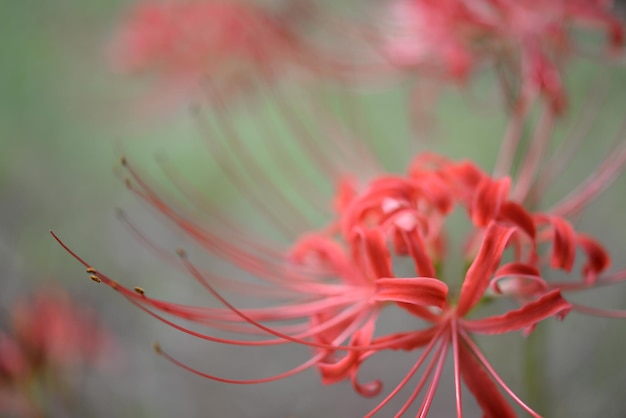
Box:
(490, 262, 547, 297)
(577, 234, 611, 284)
(375, 277, 448, 309)
(463, 289, 572, 335)
(536, 215, 576, 272)
(471, 177, 511, 227)
(402, 228, 437, 277)
(457, 222, 516, 316)
(550, 217, 576, 272)
(318, 318, 376, 387)
(499, 201, 536, 239)
(351, 228, 393, 280)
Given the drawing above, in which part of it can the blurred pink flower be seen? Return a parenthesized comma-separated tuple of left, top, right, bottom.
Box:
(11, 288, 110, 370)
(111, 0, 347, 108)
(385, 0, 624, 112)
(0, 287, 111, 417)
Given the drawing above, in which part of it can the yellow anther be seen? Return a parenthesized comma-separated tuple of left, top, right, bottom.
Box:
(89, 275, 101, 283)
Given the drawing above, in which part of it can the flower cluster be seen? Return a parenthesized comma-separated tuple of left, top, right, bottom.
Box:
(385, 0, 624, 112)
(110, 0, 355, 108)
(0, 288, 110, 417)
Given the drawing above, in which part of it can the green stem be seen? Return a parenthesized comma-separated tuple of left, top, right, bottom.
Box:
(523, 321, 550, 416)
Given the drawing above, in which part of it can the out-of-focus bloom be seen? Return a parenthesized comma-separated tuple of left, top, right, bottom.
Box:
(385, 0, 624, 112)
(54, 95, 626, 415)
(111, 0, 351, 108)
(11, 288, 109, 370)
(0, 287, 110, 417)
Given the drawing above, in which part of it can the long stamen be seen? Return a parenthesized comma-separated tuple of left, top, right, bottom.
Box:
(570, 304, 626, 318)
(532, 76, 610, 199)
(394, 334, 449, 418)
(415, 333, 450, 418)
(493, 94, 534, 178)
(365, 324, 447, 417)
(193, 102, 305, 239)
(460, 329, 542, 418)
(549, 131, 626, 217)
(513, 106, 555, 202)
(451, 318, 463, 418)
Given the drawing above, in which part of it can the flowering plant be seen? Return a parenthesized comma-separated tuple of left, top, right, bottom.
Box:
(55, 0, 626, 416)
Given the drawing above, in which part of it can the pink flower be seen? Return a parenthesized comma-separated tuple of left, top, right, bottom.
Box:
(385, 0, 624, 112)
(0, 287, 111, 417)
(11, 288, 109, 370)
(111, 0, 344, 108)
(53, 89, 625, 416)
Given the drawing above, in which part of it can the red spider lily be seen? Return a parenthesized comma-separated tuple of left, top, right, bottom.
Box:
(54, 91, 625, 415)
(399, 134, 626, 319)
(53, 147, 601, 417)
(111, 0, 353, 108)
(11, 288, 110, 370)
(385, 0, 624, 112)
(484, 99, 626, 317)
(0, 288, 110, 417)
(52, 155, 578, 415)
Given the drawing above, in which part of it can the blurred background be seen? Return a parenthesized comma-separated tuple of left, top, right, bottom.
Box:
(1, 1, 626, 417)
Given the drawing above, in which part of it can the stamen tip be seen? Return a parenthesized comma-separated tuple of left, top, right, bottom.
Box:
(134, 286, 145, 296)
(89, 274, 102, 283)
(176, 248, 187, 258)
(153, 341, 162, 354)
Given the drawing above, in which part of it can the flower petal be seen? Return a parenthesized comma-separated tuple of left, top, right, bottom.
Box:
(490, 262, 547, 297)
(463, 289, 572, 335)
(499, 201, 536, 239)
(351, 228, 393, 280)
(457, 222, 515, 316)
(577, 234, 611, 284)
(375, 277, 448, 309)
(471, 177, 511, 227)
(536, 215, 576, 272)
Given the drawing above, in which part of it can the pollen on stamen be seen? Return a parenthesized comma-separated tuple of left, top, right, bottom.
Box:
(134, 286, 145, 296)
(176, 248, 188, 258)
(120, 156, 128, 167)
(89, 274, 102, 283)
(153, 341, 162, 354)
(86, 267, 97, 273)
